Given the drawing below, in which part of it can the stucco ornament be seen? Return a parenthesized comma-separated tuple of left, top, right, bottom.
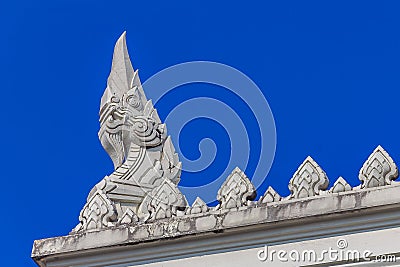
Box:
(73, 32, 182, 232)
(217, 167, 256, 209)
(359, 145, 398, 188)
(186, 197, 209, 214)
(138, 179, 187, 221)
(118, 208, 139, 225)
(329, 176, 352, 193)
(288, 156, 329, 199)
(259, 186, 282, 203)
(74, 185, 117, 232)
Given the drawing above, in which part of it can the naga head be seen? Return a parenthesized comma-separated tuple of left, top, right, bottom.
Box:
(98, 32, 166, 169)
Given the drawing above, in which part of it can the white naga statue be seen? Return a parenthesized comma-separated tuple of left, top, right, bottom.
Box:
(73, 32, 187, 232)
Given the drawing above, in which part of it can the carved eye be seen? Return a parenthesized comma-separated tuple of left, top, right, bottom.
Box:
(111, 96, 120, 103)
(124, 88, 143, 111)
(126, 95, 141, 109)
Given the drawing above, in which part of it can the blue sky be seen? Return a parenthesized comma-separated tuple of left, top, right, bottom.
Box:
(2, 1, 400, 266)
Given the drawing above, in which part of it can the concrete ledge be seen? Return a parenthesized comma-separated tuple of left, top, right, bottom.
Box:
(32, 184, 400, 266)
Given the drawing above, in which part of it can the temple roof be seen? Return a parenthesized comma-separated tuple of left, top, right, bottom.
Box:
(31, 32, 400, 267)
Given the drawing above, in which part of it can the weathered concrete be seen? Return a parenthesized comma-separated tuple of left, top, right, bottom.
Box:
(32, 183, 400, 266)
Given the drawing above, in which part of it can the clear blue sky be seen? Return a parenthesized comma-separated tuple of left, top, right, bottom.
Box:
(2, 1, 400, 266)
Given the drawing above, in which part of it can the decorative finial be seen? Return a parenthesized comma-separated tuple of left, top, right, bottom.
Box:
(217, 167, 256, 209)
(359, 145, 398, 188)
(288, 156, 329, 199)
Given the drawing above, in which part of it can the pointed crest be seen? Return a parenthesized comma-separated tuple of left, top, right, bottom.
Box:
(217, 167, 256, 209)
(329, 176, 352, 193)
(359, 145, 398, 188)
(100, 32, 147, 111)
(259, 186, 282, 203)
(186, 197, 209, 214)
(288, 156, 329, 199)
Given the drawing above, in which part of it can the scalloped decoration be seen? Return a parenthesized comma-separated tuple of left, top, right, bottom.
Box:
(186, 197, 209, 215)
(217, 167, 256, 209)
(259, 186, 282, 203)
(359, 145, 398, 189)
(329, 177, 352, 193)
(75, 189, 117, 232)
(288, 156, 329, 199)
(118, 208, 139, 225)
(139, 179, 187, 221)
